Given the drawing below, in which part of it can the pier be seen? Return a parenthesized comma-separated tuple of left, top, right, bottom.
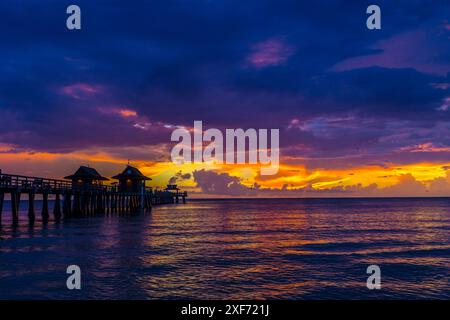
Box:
(0, 166, 187, 225)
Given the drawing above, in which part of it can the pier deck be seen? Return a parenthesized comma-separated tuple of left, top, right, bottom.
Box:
(0, 170, 187, 224)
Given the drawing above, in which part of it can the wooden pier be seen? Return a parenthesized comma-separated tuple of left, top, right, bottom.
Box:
(0, 169, 187, 225)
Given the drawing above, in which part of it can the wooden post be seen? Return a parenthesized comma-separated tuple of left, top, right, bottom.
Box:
(129, 195, 133, 213)
(112, 193, 117, 213)
(63, 192, 67, 217)
(97, 193, 102, 214)
(0, 192, 4, 223)
(11, 191, 20, 225)
(107, 193, 111, 214)
(89, 193, 93, 215)
(121, 195, 125, 214)
(91, 193, 96, 214)
(63, 192, 72, 218)
(85, 193, 90, 215)
(140, 181, 144, 212)
(105, 194, 110, 214)
(133, 195, 137, 212)
(109, 193, 113, 214)
(28, 192, 35, 222)
(98, 193, 102, 214)
(42, 192, 49, 221)
(101, 193, 106, 214)
(54, 192, 61, 220)
(73, 192, 81, 216)
(125, 195, 130, 213)
(80, 192, 86, 216)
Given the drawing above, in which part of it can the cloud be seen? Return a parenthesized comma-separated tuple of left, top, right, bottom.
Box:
(0, 0, 449, 198)
(60, 83, 102, 99)
(400, 143, 450, 153)
(245, 37, 294, 69)
(168, 171, 192, 184)
(438, 96, 450, 111)
(332, 29, 450, 76)
(193, 169, 251, 196)
(192, 169, 450, 198)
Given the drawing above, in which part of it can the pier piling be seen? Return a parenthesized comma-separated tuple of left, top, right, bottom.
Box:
(42, 192, 49, 221)
(0, 192, 4, 223)
(28, 192, 35, 222)
(54, 193, 61, 220)
(11, 191, 20, 224)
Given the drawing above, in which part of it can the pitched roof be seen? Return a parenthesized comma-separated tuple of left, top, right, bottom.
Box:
(112, 165, 151, 180)
(64, 166, 109, 181)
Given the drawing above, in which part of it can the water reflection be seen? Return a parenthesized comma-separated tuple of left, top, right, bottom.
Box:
(0, 198, 450, 299)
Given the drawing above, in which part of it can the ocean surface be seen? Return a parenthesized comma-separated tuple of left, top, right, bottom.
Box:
(0, 198, 450, 300)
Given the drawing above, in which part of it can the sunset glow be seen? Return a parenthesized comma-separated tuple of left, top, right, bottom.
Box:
(0, 1, 448, 198)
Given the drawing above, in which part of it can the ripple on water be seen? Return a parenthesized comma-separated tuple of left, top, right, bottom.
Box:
(1, 198, 450, 299)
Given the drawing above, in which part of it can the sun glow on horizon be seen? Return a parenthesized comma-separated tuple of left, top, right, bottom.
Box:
(1, 147, 449, 197)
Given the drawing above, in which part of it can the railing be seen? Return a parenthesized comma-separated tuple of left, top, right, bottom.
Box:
(0, 172, 72, 190)
(0, 171, 165, 195)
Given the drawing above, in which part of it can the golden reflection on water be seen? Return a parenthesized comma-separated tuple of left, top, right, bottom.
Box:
(1, 198, 450, 299)
(126, 199, 450, 299)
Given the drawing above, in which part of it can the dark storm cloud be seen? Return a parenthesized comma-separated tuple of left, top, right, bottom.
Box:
(0, 0, 449, 160)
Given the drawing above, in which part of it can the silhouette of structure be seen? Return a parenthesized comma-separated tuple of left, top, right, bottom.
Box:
(64, 166, 109, 189)
(0, 166, 187, 225)
(112, 165, 150, 193)
(165, 184, 185, 203)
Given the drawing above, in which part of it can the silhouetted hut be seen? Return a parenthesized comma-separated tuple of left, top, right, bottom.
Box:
(165, 184, 179, 192)
(112, 165, 151, 193)
(64, 166, 109, 188)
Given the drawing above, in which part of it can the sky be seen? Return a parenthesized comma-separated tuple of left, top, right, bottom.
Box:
(0, 0, 450, 197)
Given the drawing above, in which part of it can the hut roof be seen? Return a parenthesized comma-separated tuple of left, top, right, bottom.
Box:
(112, 165, 151, 180)
(64, 166, 109, 181)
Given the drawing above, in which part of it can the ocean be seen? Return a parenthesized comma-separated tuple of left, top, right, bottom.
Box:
(1, 198, 449, 299)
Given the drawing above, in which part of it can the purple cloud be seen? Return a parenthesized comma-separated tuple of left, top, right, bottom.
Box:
(245, 37, 295, 69)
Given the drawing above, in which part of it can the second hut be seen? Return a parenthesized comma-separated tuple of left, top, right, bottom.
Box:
(112, 165, 151, 193)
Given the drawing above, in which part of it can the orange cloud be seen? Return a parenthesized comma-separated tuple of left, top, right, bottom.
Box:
(117, 109, 138, 118)
(1, 147, 450, 197)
